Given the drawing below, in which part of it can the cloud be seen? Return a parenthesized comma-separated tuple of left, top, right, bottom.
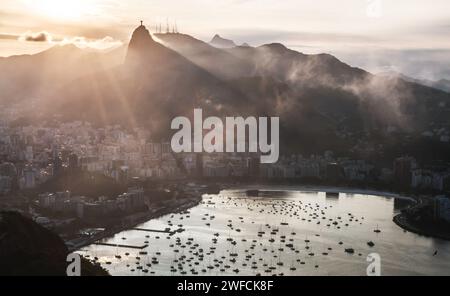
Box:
(11, 30, 123, 50)
(19, 31, 52, 42)
(333, 48, 450, 81)
(0, 33, 17, 40)
(59, 35, 123, 50)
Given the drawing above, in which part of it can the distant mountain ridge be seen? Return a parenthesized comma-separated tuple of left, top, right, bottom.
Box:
(209, 34, 237, 48)
(155, 32, 254, 79)
(0, 44, 126, 103)
(380, 71, 450, 93)
(155, 31, 450, 155)
(434, 79, 450, 93)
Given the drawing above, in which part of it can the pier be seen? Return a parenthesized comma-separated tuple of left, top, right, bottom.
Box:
(93, 242, 148, 249)
(132, 228, 176, 235)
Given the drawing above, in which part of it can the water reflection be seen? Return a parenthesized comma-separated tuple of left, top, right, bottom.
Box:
(325, 192, 340, 199)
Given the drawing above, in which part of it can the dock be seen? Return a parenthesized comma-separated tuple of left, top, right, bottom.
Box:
(132, 228, 176, 235)
(93, 242, 148, 249)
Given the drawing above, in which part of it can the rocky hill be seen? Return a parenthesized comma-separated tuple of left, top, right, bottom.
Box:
(0, 211, 108, 276)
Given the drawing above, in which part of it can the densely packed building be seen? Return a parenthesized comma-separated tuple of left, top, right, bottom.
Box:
(0, 104, 449, 195)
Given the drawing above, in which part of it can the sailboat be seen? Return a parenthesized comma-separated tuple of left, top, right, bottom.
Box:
(374, 225, 381, 233)
(290, 260, 297, 271)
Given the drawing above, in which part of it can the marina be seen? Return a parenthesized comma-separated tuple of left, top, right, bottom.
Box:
(78, 188, 450, 276)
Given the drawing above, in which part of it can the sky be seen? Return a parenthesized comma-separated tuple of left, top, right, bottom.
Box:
(1, 0, 449, 80)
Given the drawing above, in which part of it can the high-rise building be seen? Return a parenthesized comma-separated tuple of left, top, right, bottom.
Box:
(394, 156, 417, 187)
(326, 163, 344, 182)
(23, 166, 36, 189)
(68, 153, 79, 171)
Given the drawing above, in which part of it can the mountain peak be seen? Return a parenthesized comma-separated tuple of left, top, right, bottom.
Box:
(129, 24, 155, 48)
(260, 43, 288, 51)
(210, 34, 236, 48)
(126, 24, 159, 65)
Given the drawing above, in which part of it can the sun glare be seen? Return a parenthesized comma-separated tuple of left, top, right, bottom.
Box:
(30, 0, 92, 20)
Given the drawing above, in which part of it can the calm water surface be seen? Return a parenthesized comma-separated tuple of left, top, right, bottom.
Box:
(78, 188, 450, 276)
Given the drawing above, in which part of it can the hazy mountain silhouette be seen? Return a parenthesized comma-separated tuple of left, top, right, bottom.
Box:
(209, 34, 237, 48)
(155, 32, 254, 79)
(160, 34, 450, 130)
(47, 25, 249, 138)
(380, 71, 450, 93)
(434, 79, 450, 93)
(0, 44, 126, 103)
(156, 32, 450, 155)
(2, 25, 450, 156)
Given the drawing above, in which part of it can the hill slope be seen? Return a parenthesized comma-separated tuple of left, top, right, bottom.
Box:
(0, 211, 108, 276)
(48, 25, 249, 138)
(0, 45, 126, 104)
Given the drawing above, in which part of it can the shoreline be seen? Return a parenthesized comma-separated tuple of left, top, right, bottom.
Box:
(68, 196, 202, 252)
(393, 213, 450, 242)
(70, 183, 442, 252)
(220, 183, 416, 202)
